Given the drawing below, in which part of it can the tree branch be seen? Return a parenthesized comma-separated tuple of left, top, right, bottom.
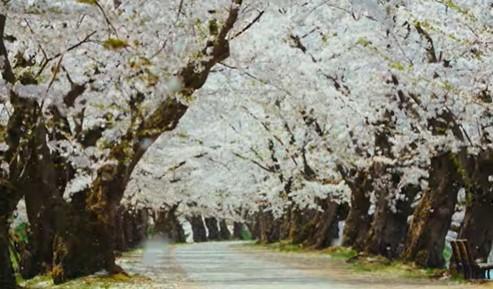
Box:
(0, 14, 15, 84)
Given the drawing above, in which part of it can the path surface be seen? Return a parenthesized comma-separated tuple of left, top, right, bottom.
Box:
(118, 241, 479, 289)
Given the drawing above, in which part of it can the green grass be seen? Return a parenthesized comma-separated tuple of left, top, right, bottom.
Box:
(348, 257, 447, 279)
(253, 241, 450, 280)
(321, 246, 358, 260)
(258, 240, 306, 253)
(19, 273, 151, 289)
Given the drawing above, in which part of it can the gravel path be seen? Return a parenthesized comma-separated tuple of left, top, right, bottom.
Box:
(118, 241, 481, 289)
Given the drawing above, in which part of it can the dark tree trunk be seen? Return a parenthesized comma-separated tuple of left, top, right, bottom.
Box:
(365, 185, 418, 259)
(287, 208, 302, 242)
(155, 206, 186, 243)
(402, 152, 462, 268)
(134, 208, 149, 245)
(154, 209, 168, 238)
(459, 150, 493, 261)
(20, 123, 64, 279)
(219, 220, 231, 240)
(279, 211, 291, 241)
(291, 208, 318, 245)
(123, 209, 135, 248)
(247, 215, 260, 240)
(172, 220, 186, 243)
(166, 207, 186, 243)
(2, 92, 57, 286)
(233, 222, 244, 239)
(205, 217, 220, 241)
(52, 194, 121, 284)
(302, 200, 340, 249)
(114, 206, 127, 251)
(190, 216, 207, 242)
(365, 164, 419, 259)
(341, 170, 373, 250)
(0, 217, 16, 289)
(258, 210, 280, 244)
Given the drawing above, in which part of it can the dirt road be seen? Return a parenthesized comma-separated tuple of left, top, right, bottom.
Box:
(118, 241, 480, 289)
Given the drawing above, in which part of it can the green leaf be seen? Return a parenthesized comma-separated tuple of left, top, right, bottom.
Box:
(77, 0, 98, 5)
(356, 37, 371, 47)
(389, 61, 405, 71)
(102, 38, 129, 50)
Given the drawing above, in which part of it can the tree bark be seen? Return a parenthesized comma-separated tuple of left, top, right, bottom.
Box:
(205, 217, 220, 241)
(114, 206, 127, 251)
(219, 220, 231, 240)
(365, 184, 418, 259)
(302, 200, 340, 249)
(279, 211, 291, 241)
(258, 210, 280, 244)
(190, 216, 207, 243)
(247, 215, 260, 240)
(459, 150, 493, 261)
(0, 216, 16, 289)
(155, 206, 186, 243)
(1, 82, 49, 288)
(364, 164, 419, 259)
(401, 152, 462, 268)
(233, 222, 244, 239)
(291, 208, 318, 245)
(341, 170, 373, 250)
(0, 15, 16, 288)
(20, 122, 64, 279)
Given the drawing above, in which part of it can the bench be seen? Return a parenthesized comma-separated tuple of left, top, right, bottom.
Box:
(450, 239, 493, 279)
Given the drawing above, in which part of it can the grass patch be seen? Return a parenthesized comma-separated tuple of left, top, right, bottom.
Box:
(321, 246, 358, 260)
(253, 241, 451, 281)
(253, 240, 307, 253)
(20, 273, 151, 289)
(348, 256, 446, 279)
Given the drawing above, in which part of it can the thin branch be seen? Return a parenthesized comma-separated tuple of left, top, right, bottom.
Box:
(36, 31, 96, 77)
(231, 10, 264, 39)
(176, 0, 185, 21)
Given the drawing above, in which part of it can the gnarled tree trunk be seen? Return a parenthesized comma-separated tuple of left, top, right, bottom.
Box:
(0, 216, 16, 289)
(365, 164, 419, 259)
(459, 150, 493, 261)
(291, 208, 318, 245)
(402, 152, 462, 268)
(302, 199, 340, 249)
(258, 210, 281, 244)
(341, 170, 373, 250)
(20, 122, 64, 279)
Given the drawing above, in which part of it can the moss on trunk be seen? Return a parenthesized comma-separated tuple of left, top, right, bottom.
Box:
(401, 152, 462, 268)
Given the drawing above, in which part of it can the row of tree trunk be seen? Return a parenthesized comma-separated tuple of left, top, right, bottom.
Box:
(251, 199, 348, 248)
(188, 215, 247, 242)
(248, 150, 493, 269)
(153, 206, 186, 243)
